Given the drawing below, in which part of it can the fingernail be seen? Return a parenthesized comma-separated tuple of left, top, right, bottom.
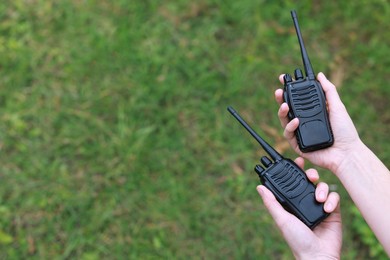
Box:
(257, 186, 265, 196)
(318, 191, 326, 200)
(325, 201, 333, 212)
(318, 72, 326, 80)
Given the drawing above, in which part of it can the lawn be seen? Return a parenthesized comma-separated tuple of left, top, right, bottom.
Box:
(0, 0, 389, 259)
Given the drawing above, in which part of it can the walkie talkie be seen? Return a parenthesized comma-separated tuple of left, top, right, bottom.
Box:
(228, 106, 329, 229)
(283, 10, 333, 152)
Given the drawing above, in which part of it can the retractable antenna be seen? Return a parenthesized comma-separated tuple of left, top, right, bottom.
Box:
(291, 10, 315, 80)
(227, 106, 282, 161)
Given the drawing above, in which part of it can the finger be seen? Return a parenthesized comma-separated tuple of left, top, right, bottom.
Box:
(284, 117, 299, 140)
(315, 182, 329, 203)
(317, 72, 345, 112)
(279, 74, 285, 84)
(305, 168, 319, 183)
(278, 103, 290, 128)
(323, 192, 340, 213)
(275, 89, 284, 105)
(293, 157, 305, 169)
(257, 185, 292, 227)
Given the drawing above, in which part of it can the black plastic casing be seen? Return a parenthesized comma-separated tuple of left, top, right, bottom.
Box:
(283, 77, 334, 152)
(227, 106, 329, 229)
(283, 10, 334, 152)
(255, 157, 329, 229)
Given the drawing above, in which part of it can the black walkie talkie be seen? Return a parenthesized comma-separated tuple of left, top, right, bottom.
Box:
(283, 10, 333, 152)
(228, 106, 328, 229)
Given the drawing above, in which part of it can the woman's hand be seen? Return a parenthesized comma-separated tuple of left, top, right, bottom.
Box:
(275, 72, 361, 174)
(257, 157, 342, 259)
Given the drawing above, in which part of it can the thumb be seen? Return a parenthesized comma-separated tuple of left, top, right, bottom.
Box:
(257, 185, 293, 228)
(317, 72, 345, 112)
(257, 185, 314, 254)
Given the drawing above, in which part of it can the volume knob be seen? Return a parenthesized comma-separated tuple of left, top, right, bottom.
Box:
(294, 68, 304, 80)
(261, 156, 273, 168)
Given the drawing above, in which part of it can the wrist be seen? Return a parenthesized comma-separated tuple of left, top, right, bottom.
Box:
(297, 254, 340, 260)
(332, 139, 366, 177)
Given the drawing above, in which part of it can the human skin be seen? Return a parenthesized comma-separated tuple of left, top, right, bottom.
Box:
(275, 72, 390, 255)
(257, 156, 342, 259)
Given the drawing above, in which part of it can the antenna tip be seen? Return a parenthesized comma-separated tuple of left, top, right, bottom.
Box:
(291, 10, 297, 18)
(227, 106, 236, 114)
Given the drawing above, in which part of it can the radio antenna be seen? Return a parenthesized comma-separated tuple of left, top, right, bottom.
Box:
(227, 106, 282, 161)
(291, 10, 315, 80)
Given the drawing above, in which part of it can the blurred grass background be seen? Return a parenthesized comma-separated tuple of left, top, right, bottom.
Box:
(0, 0, 389, 259)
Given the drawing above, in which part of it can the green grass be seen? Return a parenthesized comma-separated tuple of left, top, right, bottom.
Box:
(0, 0, 389, 258)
